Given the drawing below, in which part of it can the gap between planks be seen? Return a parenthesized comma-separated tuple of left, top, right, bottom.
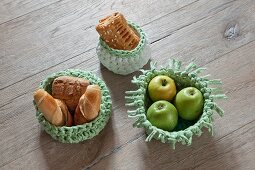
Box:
(0, 0, 254, 167)
(2, 39, 254, 169)
(1, 0, 237, 91)
(83, 41, 255, 169)
(0, 0, 240, 95)
(88, 118, 255, 169)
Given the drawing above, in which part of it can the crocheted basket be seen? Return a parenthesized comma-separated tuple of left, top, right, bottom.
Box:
(33, 69, 112, 143)
(96, 21, 151, 75)
(125, 59, 227, 149)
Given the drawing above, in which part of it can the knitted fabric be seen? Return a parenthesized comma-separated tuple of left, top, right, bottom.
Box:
(125, 59, 227, 149)
(96, 21, 151, 75)
(33, 69, 112, 143)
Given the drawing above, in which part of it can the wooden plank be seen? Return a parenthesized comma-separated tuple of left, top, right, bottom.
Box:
(0, 0, 196, 90)
(2, 0, 253, 166)
(0, 0, 59, 24)
(88, 119, 255, 170)
(144, 0, 241, 43)
(1, 0, 255, 168)
(0, 0, 253, 109)
(82, 41, 255, 170)
(2, 32, 255, 169)
(149, 0, 255, 67)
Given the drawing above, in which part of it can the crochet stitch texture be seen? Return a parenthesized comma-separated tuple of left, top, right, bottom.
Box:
(96, 21, 151, 75)
(125, 59, 227, 149)
(33, 69, 112, 143)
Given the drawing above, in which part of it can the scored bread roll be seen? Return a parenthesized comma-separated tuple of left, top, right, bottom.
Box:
(52, 76, 90, 112)
(96, 12, 140, 50)
(34, 89, 65, 126)
(74, 85, 101, 125)
(55, 99, 73, 127)
(74, 106, 89, 125)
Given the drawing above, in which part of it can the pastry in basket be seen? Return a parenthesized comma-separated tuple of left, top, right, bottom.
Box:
(74, 85, 101, 125)
(34, 76, 102, 127)
(33, 89, 73, 126)
(33, 70, 112, 143)
(96, 12, 140, 50)
(52, 76, 90, 112)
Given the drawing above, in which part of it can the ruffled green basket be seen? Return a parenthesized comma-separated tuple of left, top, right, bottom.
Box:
(96, 21, 151, 75)
(125, 59, 227, 149)
(33, 69, 112, 143)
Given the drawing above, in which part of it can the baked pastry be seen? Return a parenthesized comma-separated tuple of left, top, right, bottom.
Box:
(96, 12, 140, 50)
(74, 106, 89, 125)
(33, 89, 72, 126)
(74, 85, 101, 125)
(52, 76, 90, 112)
(55, 99, 73, 126)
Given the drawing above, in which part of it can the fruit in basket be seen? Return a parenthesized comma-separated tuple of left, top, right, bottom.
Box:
(174, 87, 204, 121)
(148, 75, 176, 101)
(147, 100, 178, 131)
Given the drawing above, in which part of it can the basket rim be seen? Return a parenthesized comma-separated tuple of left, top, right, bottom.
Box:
(34, 69, 112, 143)
(125, 59, 227, 149)
(98, 20, 147, 57)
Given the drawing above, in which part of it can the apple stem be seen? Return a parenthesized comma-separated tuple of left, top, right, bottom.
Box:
(162, 79, 167, 86)
(189, 90, 195, 95)
(158, 104, 164, 110)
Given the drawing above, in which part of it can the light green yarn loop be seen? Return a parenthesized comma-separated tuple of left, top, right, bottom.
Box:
(184, 62, 197, 72)
(33, 69, 112, 143)
(125, 59, 227, 149)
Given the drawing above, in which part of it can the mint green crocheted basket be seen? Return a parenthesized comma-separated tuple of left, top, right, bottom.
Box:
(96, 21, 151, 75)
(33, 69, 112, 143)
(125, 59, 227, 149)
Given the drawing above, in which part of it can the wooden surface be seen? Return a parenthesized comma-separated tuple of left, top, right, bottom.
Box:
(1, 0, 255, 169)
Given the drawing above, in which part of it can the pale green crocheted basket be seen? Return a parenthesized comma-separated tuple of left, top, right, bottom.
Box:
(96, 21, 151, 75)
(125, 59, 227, 149)
(33, 69, 112, 143)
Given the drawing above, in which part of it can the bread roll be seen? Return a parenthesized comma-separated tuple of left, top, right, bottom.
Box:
(55, 99, 73, 126)
(34, 89, 65, 126)
(52, 76, 90, 112)
(74, 106, 89, 125)
(74, 85, 101, 125)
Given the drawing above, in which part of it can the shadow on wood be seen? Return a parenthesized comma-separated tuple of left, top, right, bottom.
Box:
(38, 117, 114, 169)
(140, 127, 237, 169)
(99, 60, 151, 99)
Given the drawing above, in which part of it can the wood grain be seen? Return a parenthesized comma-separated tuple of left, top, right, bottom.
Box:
(149, 0, 255, 67)
(83, 40, 255, 170)
(0, 0, 196, 90)
(0, 0, 59, 24)
(89, 120, 255, 170)
(1, 0, 254, 167)
(1, 0, 254, 109)
(0, 0, 255, 169)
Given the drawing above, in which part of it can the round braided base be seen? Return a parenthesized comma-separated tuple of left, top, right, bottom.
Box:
(33, 69, 112, 143)
(96, 21, 151, 75)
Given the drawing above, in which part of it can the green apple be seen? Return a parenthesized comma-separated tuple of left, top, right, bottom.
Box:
(174, 87, 204, 121)
(148, 75, 176, 101)
(147, 100, 178, 131)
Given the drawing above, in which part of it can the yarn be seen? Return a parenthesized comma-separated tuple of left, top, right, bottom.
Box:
(33, 69, 112, 143)
(125, 59, 227, 149)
